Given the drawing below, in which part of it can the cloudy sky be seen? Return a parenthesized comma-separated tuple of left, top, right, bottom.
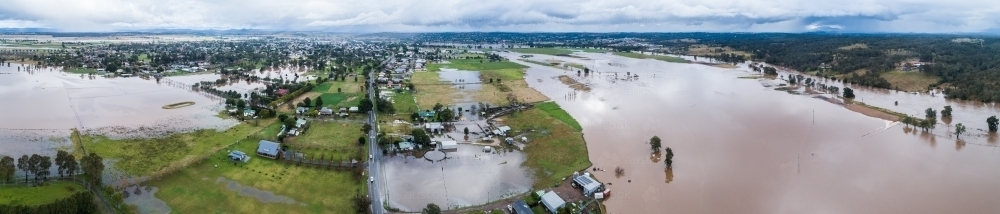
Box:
(0, 0, 998, 33)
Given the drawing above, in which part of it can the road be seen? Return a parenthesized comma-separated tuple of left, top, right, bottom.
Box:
(367, 59, 388, 214)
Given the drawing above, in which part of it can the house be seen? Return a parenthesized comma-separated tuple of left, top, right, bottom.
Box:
(398, 141, 414, 151)
(228, 150, 250, 162)
(425, 123, 444, 133)
(296, 107, 309, 115)
(418, 110, 436, 119)
(540, 191, 566, 214)
(276, 89, 289, 96)
(573, 173, 602, 196)
(256, 140, 281, 159)
(320, 107, 333, 115)
(295, 118, 308, 128)
(496, 126, 511, 135)
(287, 128, 299, 136)
(510, 200, 534, 214)
(439, 141, 457, 150)
(483, 146, 492, 153)
(243, 109, 256, 117)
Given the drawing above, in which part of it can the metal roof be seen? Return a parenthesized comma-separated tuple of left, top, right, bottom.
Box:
(512, 200, 534, 214)
(257, 140, 280, 156)
(540, 191, 565, 214)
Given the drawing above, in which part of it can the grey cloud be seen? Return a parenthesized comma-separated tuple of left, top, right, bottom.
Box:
(0, 0, 996, 33)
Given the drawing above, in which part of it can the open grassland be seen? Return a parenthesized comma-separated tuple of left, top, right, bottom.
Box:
(570, 48, 608, 53)
(391, 91, 419, 120)
(613, 52, 689, 63)
(427, 59, 527, 72)
(881, 70, 940, 92)
(502, 103, 590, 189)
(511, 48, 574, 56)
(285, 121, 365, 158)
(0, 181, 86, 206)
(479, 68, 526, 81)
(148, 139, 363, 214)
(81, 120, 280, 176)
(65, 68, 98, 74)
(686, 45, 753, 58)
(413, 72, 460, 109)
(535, 102, 582, 131)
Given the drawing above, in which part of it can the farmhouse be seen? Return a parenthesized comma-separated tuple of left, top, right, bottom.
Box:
(257, 140, 281, 159)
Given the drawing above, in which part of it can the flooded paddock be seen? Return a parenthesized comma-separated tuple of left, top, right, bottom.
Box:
(502, 51, 1000, 214)
(384, 144, 532, 211)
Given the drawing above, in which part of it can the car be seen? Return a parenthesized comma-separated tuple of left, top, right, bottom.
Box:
(369, 154, 373, 159)
(369, 176, 374, 183)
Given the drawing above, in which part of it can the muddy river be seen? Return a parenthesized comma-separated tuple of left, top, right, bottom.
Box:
(502, 52, 1000, 214)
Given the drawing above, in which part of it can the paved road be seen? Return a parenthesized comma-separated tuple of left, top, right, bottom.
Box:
(367, 59, 389, 214)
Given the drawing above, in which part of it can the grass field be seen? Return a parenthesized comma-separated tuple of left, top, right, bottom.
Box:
(479, 68, 526, 82)
(81, 120, 280, 176)
(317, 93, 348, 108)
(503, 103, 591, 189)
(427, 59, 527, 72)
(511, 48, 574, 56)
(392, 91, 419, 119)
(613, 52, 689, 63)
(881, 70, 940, 92)
(413, 72, 460, 109)
(686, 45, 753, 58)
(285, 121, 366, 158)
(0, 181, 86, 206)
(65, 68, 98, 74)
(535, 102, 582, 131)
(148, 139, 363, 214)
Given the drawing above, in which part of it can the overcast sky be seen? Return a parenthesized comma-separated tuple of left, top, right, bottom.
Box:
(0, 0, 998, 33)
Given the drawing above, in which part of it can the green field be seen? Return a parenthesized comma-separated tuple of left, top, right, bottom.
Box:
(286, 121, 366, 158)
(613, 52, 689, 63)
(511, 48, 574, 56)
(0, 181, 87, 206)
(317, 93, 349, 108)
(571, 48, 608, 53)
(479, 68, 526, 82)
(535, 102, 582, 131)
(81, 120, 281, 176)
(881, 70, 940, 92)
(148, 139, 363, 214)
(427, 59, 527, 72)
(392, 91, 419, 118)
(504, 103, 591, 189)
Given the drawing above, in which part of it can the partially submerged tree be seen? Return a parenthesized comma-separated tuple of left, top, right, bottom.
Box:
(422, 203, 441, 214)
(843, 87, 855, 98)
(665, 147, 674, 168)
(925, 108, 937, 119)
(0, 156, 14, 183)
(649, 136, 662, 151)
(942, 106, 953, 118)
(955, 123, 966, 139)
(988, 116, 999, 132)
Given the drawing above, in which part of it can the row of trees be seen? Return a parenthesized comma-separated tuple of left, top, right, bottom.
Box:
(0, 152, 103, 185)
(649, 136, 675, 168)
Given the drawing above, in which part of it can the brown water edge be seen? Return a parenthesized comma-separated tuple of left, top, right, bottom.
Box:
(503, 52, 1000, 214)
(558, 75, 591, 92)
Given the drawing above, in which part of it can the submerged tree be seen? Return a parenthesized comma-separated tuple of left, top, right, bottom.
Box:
(842, 87, 855, 98)
(649, 136, 662, 151)
(988, 116, 999, 132)
(422, 203, 441, 214)
(955, 123, 966, 139)
(0, 156, 14, 183)
(664, 147, 674, 168)
(925, 108, 937, 119)
(942, 106, 953, 118)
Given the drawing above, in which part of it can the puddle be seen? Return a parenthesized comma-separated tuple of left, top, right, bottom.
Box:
(215, 177, 303, 205)
(123, 186, 171, 214)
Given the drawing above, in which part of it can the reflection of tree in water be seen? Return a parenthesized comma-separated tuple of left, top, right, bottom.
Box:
(664, 168, 674, 184)
(955, 140, 966, 151)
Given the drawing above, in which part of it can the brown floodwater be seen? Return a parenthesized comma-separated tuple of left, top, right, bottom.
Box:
(503, 52, 1000, 214)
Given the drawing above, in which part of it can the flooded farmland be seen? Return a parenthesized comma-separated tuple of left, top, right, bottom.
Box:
(0, 63, 237, 156)
(502, 51, 1000, 214)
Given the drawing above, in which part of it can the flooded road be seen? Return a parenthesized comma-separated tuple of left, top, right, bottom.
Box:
(384, 144, 532, 211)
(504, 52, 1000, 214)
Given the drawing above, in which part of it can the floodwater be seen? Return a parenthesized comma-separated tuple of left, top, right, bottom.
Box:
(123, 186, 171, 214)
(214, 177, 304, 205)
(384, 144, 532, 211)
(0, 63, 237, 159)
(502, 51, 1000, 214)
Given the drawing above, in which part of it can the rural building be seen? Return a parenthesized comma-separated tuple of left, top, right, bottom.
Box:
(228, 150, 250, 162)
(439, 141, 457, 150)
(573, 173, 602, 196)
(398, 141, 414, 151)
(243, 109, 256, 117)
(295, 118, 308, 128)
(418, 110, 435, 119)
(540, 191, 566, 214)
(425, 122, 443, 133)
(493, 126, 512, 136)
(348, 106, 359, 112)
(510, 200, 534, 214)
(319, 107, 333, 115)
(257, 140, 281, 159)
(296, 107, 309, 114)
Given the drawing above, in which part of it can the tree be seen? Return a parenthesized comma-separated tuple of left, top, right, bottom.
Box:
(433, 103, 444, 112)
(925, 108, 937, 119)
(55, 150, 69, 177)
(664, 147, 674, 168)
(422, 203, 441, 214)
(437, 108, 455, 122)
(359, 98, 374, 112)
(0, 156, 14, 183)
(17, 155, 28, 181)
(942, 106, 953, 117)
(649, 136, 662, 151)
(37, 156, 51, 181)
(363, 123, 373, 133)
(987, 116, 998, 132)
(955, 123, 966, 139)
(28, 154, 41, 182)
(410, 112, 420, 122)
(464, 127, 470, 136)
(412, 129, 431, 146)
(65, 155, 79, 178)
(358, 136, 366, 145)
(81, 152, 104, 185)
(278, 114, 289, 123)
(283, 117, 297, 130)
(843, 87, 855, 98)
(338, 87, 342, 93)
(302, 97, 312, 107)
(314, 96, 324, 109)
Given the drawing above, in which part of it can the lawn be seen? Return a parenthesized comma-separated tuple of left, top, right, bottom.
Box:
(881, 70, 940, 92)
(285, 121, 366, 158)
(503, 103, 591, 189)
(413, 72, 460, 109)
(65, 68, 98, 74)
(80, 120, 280, 177)
(147, 137, 364, 214)
(317, 93, 349, 108)
(535, 102, 582, 131)
(511, 48, 574, 56)
(427, 59, 527, 72)
(613, 52, 689, 63)
(392, 91, 419, 118)
(0, 181, 86, 206)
